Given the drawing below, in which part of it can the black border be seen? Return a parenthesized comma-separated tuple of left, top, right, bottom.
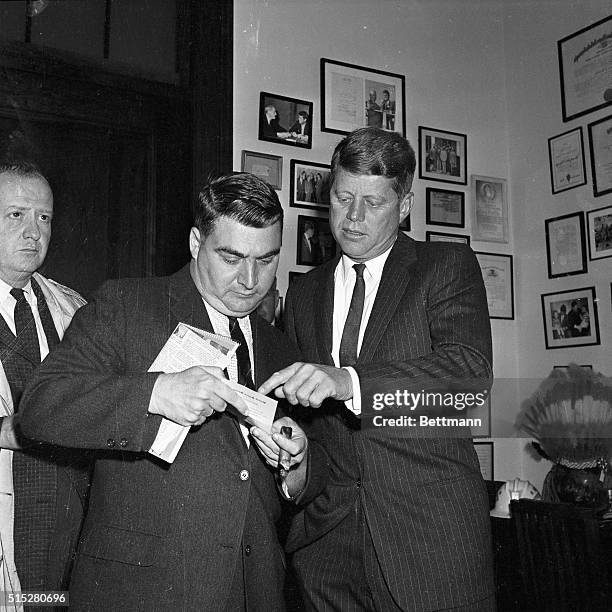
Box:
(558, 15, 612, 122)
(544, 211, 587, 278)
(540, 286, 600, 350)
(425, 187, 465, 227)
(258, 91, 313, 149)
(426, 230, 470, 246)
(547, 127, 587, 194)
(320, 58, 406, 136)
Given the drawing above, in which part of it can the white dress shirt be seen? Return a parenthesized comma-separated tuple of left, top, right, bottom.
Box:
(332, 245, 394, 415)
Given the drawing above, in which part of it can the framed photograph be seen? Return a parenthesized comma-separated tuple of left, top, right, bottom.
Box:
(544, 212, 587, 278)
(296, 215, 338, 266)
(290, 160, 331, 212)
(240, 150, 283, 190)
(425, 188, 465, 227)
(541, 286, 600, 349)
(587, 114, 612, 197)
(548, 127, 587, 193)
(473, 442, 494, 479)
(586, 204, 612, 261)
(418, 126, 467, 185)
(426, 230, 470, 246)
(320, 58, 405, 136)
(471, 175, 509, 243)
(474, 252, 514, 320)
(259, 92, 313, 149)
(557, 15, 612, 122)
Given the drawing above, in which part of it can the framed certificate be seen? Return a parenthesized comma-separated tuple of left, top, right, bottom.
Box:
(474, 252, 514, 320)
(471, 175, 509, 243)
(547, 128, 587, 194)
(544, 212, 587, 278)
(587, 114, 612, 197)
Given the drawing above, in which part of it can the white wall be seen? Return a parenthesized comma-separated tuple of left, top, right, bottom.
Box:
(234, 0, 610, 491)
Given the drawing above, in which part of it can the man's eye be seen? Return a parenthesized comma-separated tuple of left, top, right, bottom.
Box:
(39, 214, 51, 223)
(9, 211, 22, 219)
(258, 258, 273, 266)
(223, 258, 239, 265)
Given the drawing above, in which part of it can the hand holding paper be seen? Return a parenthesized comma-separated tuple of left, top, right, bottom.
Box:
(148, 365, 250, 427)
(250, 416, 308, 471)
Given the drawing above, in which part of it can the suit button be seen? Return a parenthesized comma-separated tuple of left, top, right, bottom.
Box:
(239, 470, 249, 481)
(106, 438, 115, 448)
(119, 438, 128, 447)
(356, 479, 362, 488)
(245, 544, 252, 556)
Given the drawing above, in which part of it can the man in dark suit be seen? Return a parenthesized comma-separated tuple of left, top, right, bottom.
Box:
(0, 160, 88, 600)
(259, 127, 495, 611)
(20, 173, 327, 611)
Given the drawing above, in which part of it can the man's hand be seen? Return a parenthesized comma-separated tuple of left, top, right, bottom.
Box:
(258, 362, 353, 408)
(148, 366, 249, 427)
(250, 416, 307, 470)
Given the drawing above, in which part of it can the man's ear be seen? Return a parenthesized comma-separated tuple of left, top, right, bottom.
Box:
(399, 192, 414, 224)
(189, 227, 201, 260)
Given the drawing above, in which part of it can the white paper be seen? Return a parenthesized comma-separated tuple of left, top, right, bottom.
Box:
(224, 378, 277, 433)
(147, 323, 238, 463)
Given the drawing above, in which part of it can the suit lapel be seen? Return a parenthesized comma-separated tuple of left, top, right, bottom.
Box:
(314, 259, 338, 366)
(358, 234, 417, 364)
(167, 265, 213, 335)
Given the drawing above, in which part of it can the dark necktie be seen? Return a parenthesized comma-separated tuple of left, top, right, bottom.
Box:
(339, 263, 366, 367)
(228, 316, 254, 390)
(10, 287, 41, 364)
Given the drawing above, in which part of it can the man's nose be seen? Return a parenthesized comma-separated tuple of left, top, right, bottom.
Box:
(23, 214, 41, 240)
(238, 261, 258, 289)
(347, 198, 365, 222)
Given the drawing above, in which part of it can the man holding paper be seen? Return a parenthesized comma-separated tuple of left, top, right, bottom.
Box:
(19, 173, 325, 611)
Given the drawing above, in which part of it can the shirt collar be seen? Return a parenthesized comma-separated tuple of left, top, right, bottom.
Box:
(339, 241, 394, 285)
(0, 276, 33, 303)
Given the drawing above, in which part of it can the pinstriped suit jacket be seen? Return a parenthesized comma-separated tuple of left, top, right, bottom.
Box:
(284, 233, 495, 611)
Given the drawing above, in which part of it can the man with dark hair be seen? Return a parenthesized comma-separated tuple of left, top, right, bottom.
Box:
(289, 111, 310, 144)
(0, 160, 87, 600)
(20, 172, 327, 610)
(259, 127, 495, 611)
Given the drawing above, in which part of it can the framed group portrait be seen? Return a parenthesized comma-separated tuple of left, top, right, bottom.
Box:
(290, 160, 331, 212)
(547, 127, 587, 194)
(240, 150, 283, 190)
(557, 15, 612, 122)
(320, 58, 405, 136)
(418, 126, 467, 185)
(541, 286, 600, 349)
(296, 215, 338, 267)
(471, 175, 509, 243)
(425, 187, 465, 227)
(544, 211, 587, 278)
(586, 204, 612, 261)
(259, 92, 313, 149)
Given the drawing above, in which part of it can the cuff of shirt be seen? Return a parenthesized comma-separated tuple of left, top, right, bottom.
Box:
(343, 366, 361, 416)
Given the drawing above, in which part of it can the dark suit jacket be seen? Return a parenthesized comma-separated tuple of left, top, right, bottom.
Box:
(20, 265, 326, 611)
(283, 234, 495, 611)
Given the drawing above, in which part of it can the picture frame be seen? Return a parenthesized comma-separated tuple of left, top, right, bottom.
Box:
(320, 58, 405, 136)
(473, 442, 494, 480)
(587, 114, 612, 197)
(474, 252, 514, 320)
(586, 204, 612, 261)
(425, 187, 465, 227)
(547, 127, 587, 194)
(418, 126, 467, 185)
(290, 160, 331, 213)
(296, 215, 338, 267)
(557, 15, 612, 122)
(240, 150, 283, 190)
(471, 175, 509, 243)
(259, 92, 313, 149)
(400, 214, 411, 232)
(541, 286, 600, 349)
(544, 211, 587, 278)
(426, 230, 470, 246)
(288, 271, 305, 287)
(553, 365, 593, 371)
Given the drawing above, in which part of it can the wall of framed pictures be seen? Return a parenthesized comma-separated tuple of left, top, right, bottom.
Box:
(233, 0, 611, 490)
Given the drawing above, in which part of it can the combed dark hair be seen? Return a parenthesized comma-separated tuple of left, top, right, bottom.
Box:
(0, 159, 45, 180)
(194, 172, 283, 238)
(330, 127, 416, 198)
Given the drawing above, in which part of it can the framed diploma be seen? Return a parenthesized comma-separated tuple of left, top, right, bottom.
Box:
(544, 212, 587, 278)
(557, 15, 612, 122)
(587, 114, 612, 197)
(471, 175, 509, 243)
(240, 150, 283, 190)
(474, 252, 514, 320)
(425, 188, 465, 227)
(320, 58, 405, 136)
(547, 128, 587, 194)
